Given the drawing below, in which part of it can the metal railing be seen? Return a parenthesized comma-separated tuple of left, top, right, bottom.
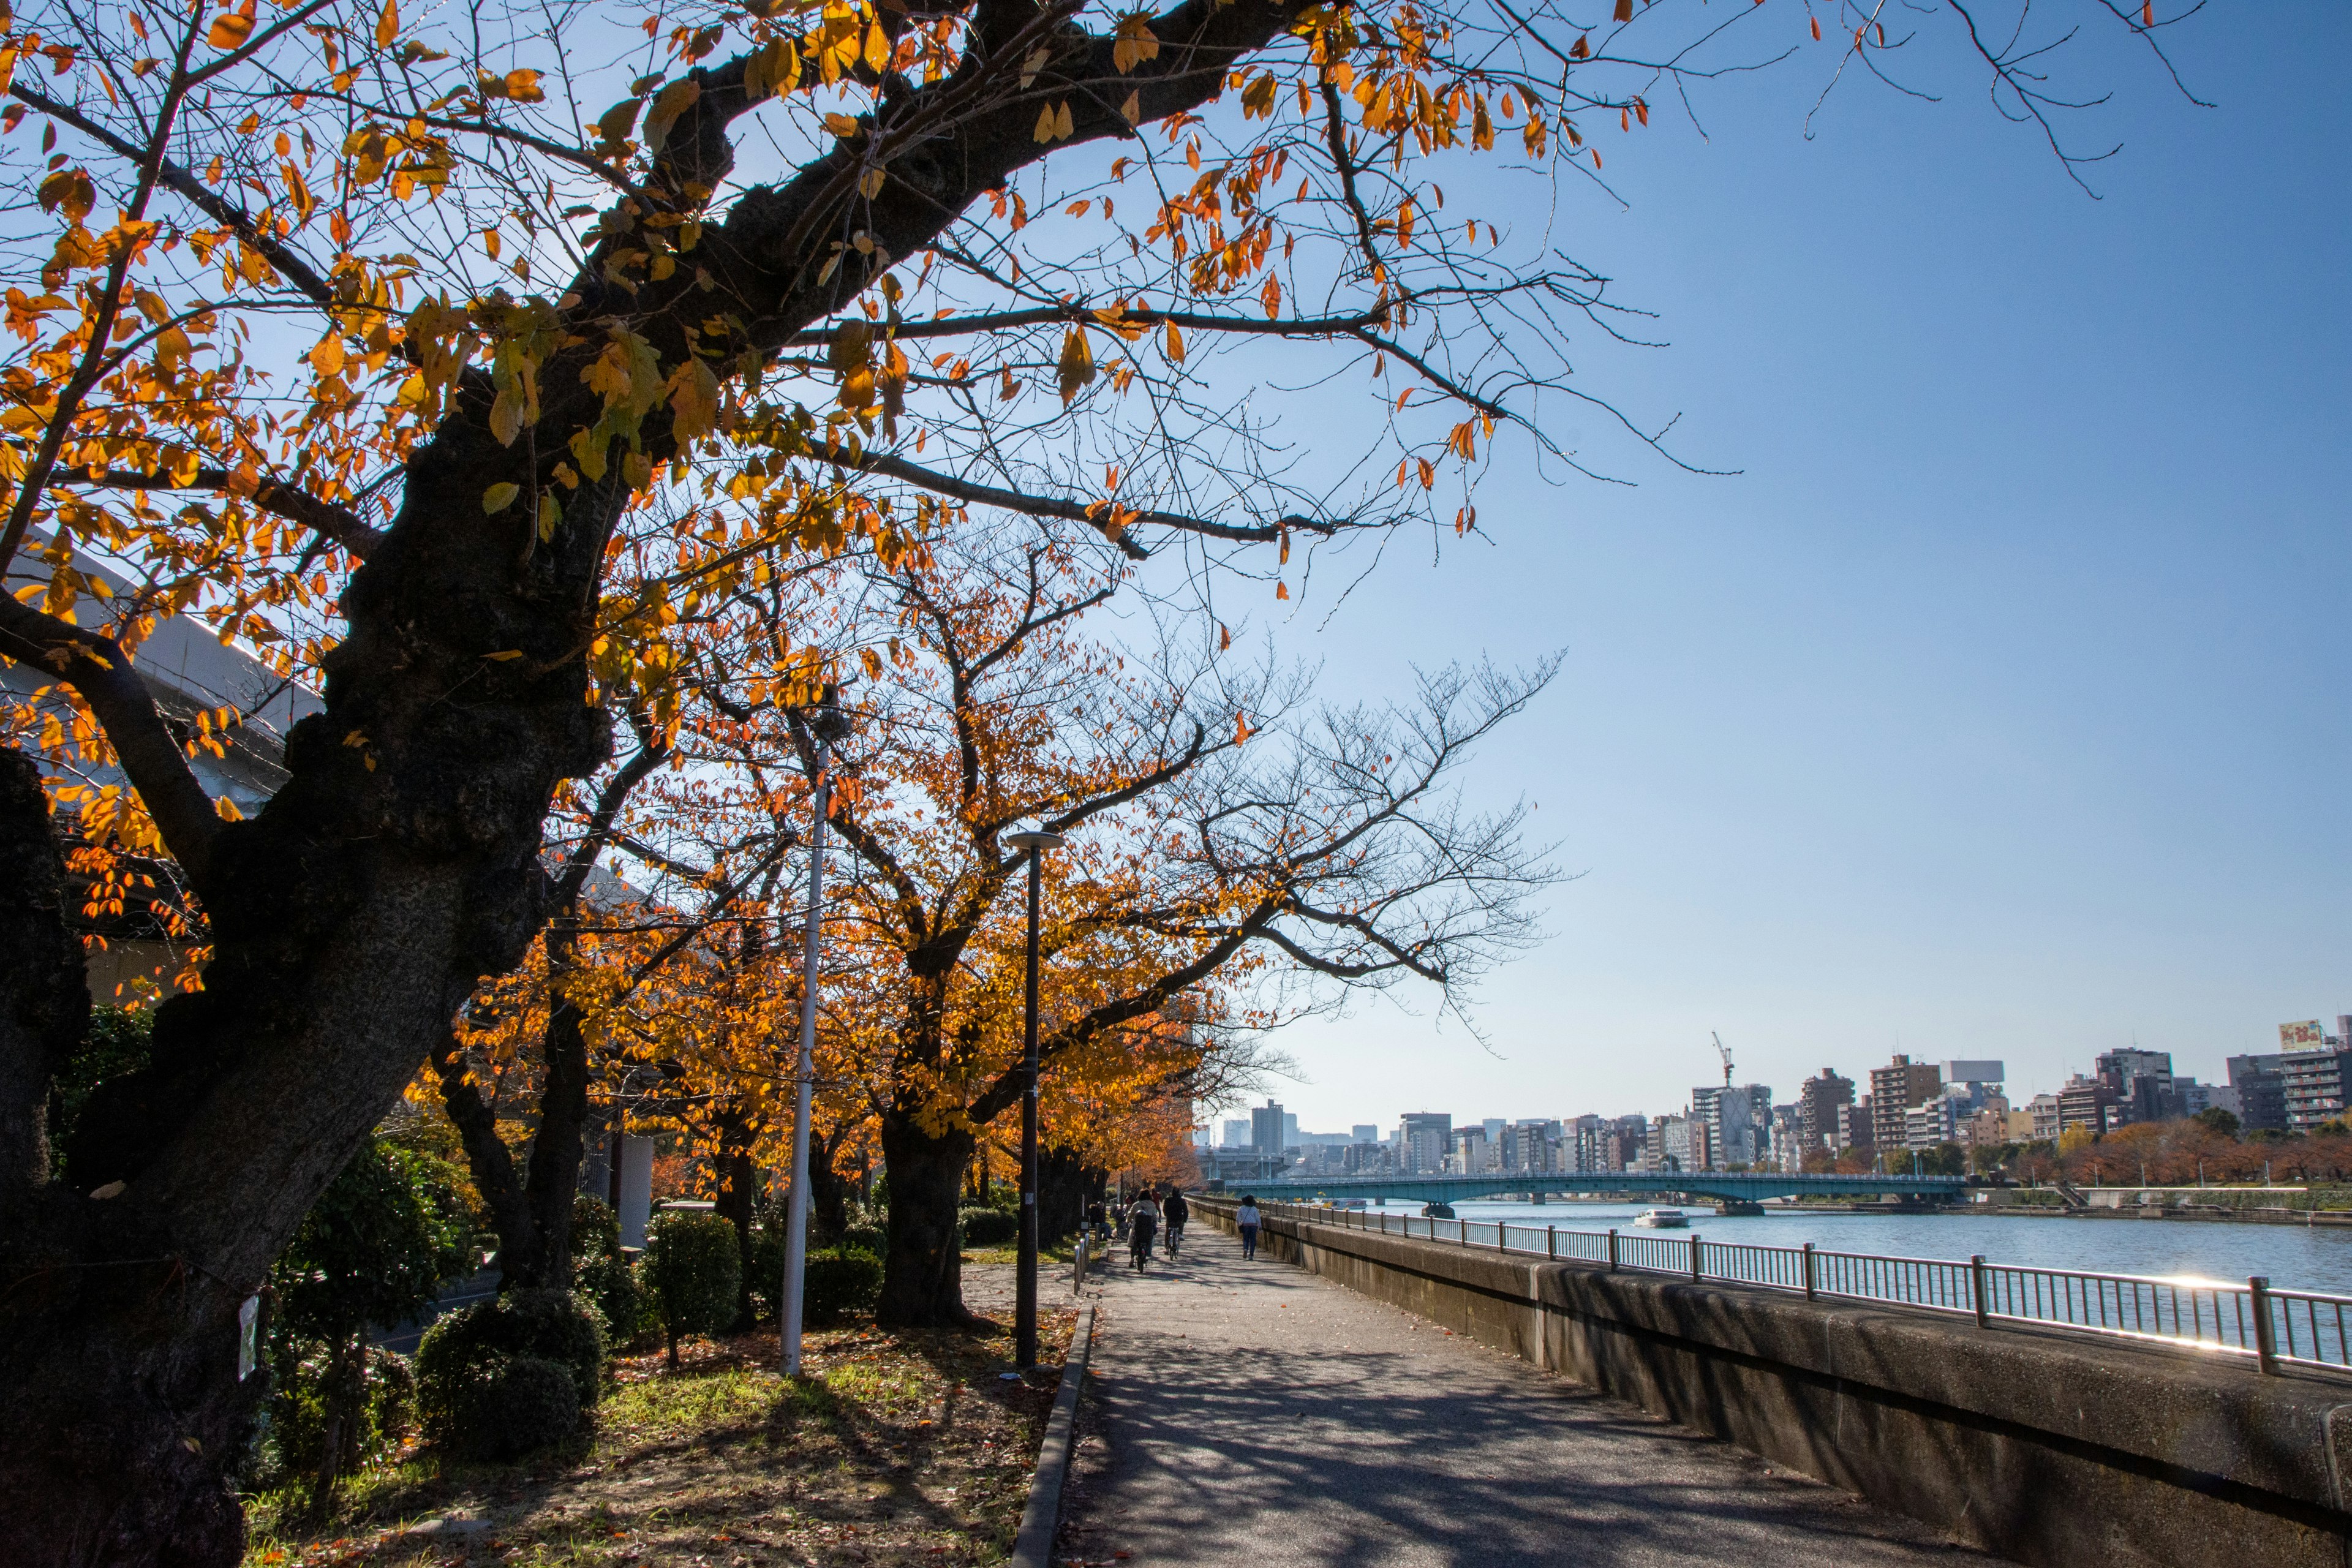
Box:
(1212, 1198, 2352, 1378)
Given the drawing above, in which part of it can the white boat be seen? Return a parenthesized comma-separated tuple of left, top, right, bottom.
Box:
(1634, 1207, 1689, 1229)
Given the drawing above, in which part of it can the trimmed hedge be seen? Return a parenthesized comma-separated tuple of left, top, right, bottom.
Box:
(958, 1207, 1016, 1246)
(644, 1212, 741, 1363)
(415, 1289, 603, 1458)
(803, 1248, 884, 1323)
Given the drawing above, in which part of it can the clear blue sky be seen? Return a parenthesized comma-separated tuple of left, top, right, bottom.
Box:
(1231, 10, 2351, 1131)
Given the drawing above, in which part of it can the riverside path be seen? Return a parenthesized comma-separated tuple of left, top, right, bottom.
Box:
(1055, 1223, 1997, 1568)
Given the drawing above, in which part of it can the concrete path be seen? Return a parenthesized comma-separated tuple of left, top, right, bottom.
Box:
(1056, 1223, 1997, 1568)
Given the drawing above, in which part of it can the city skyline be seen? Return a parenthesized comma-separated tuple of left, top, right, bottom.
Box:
(1223, 1014, 2345, 1146)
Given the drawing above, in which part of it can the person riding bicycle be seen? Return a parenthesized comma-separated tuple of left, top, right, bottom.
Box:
(1162, 1185, 1189, 1257)
(1129, 1191, 1162, 1270)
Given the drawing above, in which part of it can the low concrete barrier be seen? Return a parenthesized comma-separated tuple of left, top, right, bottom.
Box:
(1199, 1199, 2352, 1568)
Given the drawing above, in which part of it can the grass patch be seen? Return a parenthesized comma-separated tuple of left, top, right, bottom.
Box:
(243, 1305, 1079, 1567)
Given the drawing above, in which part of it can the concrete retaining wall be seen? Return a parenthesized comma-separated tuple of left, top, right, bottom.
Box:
(1201, 1200, 2352, 1568)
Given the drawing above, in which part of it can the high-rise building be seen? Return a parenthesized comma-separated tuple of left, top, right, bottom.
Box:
(1838, 1099, 1874, 1153)
(1796, 1069, 1855, 1159)
(2226, 1054, 2288, 1133)
(1352, 1124, 1379, 1144)
(2282, 1044, 2352, 1130)
(1283, 1111, 1300, 1148)
(1251, 1100, 1286, 1155)
(2094, 1048, 2177, 1125)
(2057, 1074, 2117, 1134)
(1768, 1104, 1804, 1170)
(1502, 1119, 1561, 1174)
(1692, 1084, 1773, 1168)
(1221, 1119, 1251, 1148)
(2026, 1093, 2061, 1142)
(1870, 1056, 1942, 1151)
(1398, 1111, 1452, 1174)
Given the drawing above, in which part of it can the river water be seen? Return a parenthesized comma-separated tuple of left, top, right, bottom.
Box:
(1349, 1199, 2352, 1297)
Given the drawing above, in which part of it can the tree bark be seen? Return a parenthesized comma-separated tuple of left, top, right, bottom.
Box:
(807, 1125, 853, 1246)
(0, 748, 85, 1192)
(875, 1109, 976, 1328)
(0, 752, 258, 1567)
(715, 1101, 759, 1329)
(1037, 1146, 1087, 1246)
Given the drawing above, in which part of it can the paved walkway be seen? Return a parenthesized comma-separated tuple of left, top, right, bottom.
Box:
(1057, 1224, 1997, 1568)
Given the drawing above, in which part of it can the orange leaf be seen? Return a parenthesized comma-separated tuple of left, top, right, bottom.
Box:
(1612, 0, 1632, 20)
(207, 0, 256, 50)
(1811, 15, 1822, 40)
(375, 0, 399, 48)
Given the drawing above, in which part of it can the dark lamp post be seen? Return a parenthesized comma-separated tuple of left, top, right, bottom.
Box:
(1005, 827, 1066, 1370)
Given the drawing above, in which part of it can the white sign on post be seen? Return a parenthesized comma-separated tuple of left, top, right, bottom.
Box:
(237, 1295, 260, 1381)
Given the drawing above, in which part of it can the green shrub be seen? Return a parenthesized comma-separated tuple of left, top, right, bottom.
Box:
(959, 1207, 1016, 1246)
(416, 1289, 604, 1456)
(745, 1225, 786, 1322)
(265, 1347, 415, 1480)
(643, 1212, 741, 1365)
(576, 1250, 654, 1349)
(451, 1355, 580, 1461)
(840, 1223, 887, 1257)
(573, 1193, 621, 1260)
(803, 1248, 884, 1324)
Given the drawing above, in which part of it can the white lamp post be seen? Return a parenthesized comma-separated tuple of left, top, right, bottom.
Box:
(782, 690, 853, 1377)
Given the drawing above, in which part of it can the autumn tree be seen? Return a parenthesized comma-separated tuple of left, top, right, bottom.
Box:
(0, 0, 2201, 1558)
(662, 530, 1555, 1322)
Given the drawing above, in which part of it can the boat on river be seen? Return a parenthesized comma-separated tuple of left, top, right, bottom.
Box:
(1634, 1207, 1689, 1229)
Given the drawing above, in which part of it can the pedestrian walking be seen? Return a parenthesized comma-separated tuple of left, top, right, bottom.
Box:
(1129, 1191, 1163, 1270)
(1237, 1194, 1261, 1259)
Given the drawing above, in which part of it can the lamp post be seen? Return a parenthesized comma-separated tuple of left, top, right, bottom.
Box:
(782, 690, 853, 1377)
(1005, 827, 1066, 1370)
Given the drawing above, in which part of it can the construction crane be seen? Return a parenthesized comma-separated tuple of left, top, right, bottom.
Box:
(1711, 1031, 1733, 1088)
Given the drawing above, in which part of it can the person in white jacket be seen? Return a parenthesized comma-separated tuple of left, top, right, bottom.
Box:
(1237, 1196, 1262, 1260)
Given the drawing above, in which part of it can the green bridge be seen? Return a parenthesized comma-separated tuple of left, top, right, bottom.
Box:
(1253, 1171, 1970, 1204)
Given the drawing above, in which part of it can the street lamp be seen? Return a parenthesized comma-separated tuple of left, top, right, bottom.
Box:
(1004, 826, 1066, 1370)
(782, 688, 854, 1378)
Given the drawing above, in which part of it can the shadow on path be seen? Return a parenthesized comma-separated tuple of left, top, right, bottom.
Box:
(1057, 1225, 1997, 1568)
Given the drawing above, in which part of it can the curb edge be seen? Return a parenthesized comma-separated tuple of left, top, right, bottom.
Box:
(1009, 1298, 1096, 1568)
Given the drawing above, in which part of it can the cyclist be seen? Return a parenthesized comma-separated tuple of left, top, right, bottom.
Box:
(1163, 1185, 1189, 1257)
(1129, 1189, 1162, 1270)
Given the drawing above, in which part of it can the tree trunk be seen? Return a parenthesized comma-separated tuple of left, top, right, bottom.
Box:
(1038, 1146, 1086, 1246)
(807, 1126, 852, 1246)
(0, 752, 258, 1566)
(875, 1109, 976, 1328)
(715, 1101, 758, 1330)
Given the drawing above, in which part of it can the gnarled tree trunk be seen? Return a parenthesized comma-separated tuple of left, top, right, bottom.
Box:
(875, 1108, 975, 1328)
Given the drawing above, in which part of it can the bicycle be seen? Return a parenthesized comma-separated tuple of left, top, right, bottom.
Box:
(1164, 1221, 1184, 1259)
(1129, 1219, 1156, 1270)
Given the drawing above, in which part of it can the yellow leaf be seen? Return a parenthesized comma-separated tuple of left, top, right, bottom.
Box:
(375, 0, 399, 48)
(1164, 320, 1183, 363)
(1034, 104, 1057, 143)
(1056, 326, 1096, 404)
(502, 69, 544, 103)
(481, 481, 521, 513)
(863, 20, 888, 74)
(1121, 91, 1141, 126)
(483, 649, 525, 662)
(666, 357, 721, 440)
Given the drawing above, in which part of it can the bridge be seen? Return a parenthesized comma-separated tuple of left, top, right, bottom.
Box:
(1255, 1171, 1970, 1205)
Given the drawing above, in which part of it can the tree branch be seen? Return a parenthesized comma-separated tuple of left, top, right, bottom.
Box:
(74, 468, 382, 560)
(0, 593, 222, 892)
